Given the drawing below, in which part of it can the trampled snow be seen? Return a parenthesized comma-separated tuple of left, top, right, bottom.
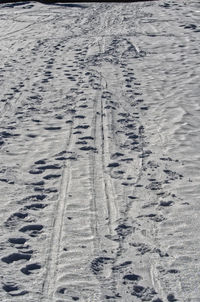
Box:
(0, 1, 199, 301)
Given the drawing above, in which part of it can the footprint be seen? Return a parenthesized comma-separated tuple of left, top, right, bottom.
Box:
(79, 136, 94, 140)
(159, 200, 173, 207)
(123, 273, 142, 282)
(43, 174, 61, 180)
(8, 238, 27, 245)
(112, 261, 132, 271)
(75, 125, 89, 129)
(19, 224, 43, 237)
(34, 160, 46, 165)
(107, 162, 120, 168)
(44, 127, 61, 131)
(2, 253, 31, 264)
(167, 294, 177, 302)
(5, 212, 28, 228)
(131, 285, 156, 299)
(115, 224, 132, 237)
(75, 115, 85, 119)
(21, 263, 41, 275)
(2, 282, 18, 293)
(37, 164, 61, 171)
(111, 152, 124, 159)
(79, 145, 96, 151)
(2, 282, 28, 296)
(24, 203, 47, 210)
(91, 257, 113, 275)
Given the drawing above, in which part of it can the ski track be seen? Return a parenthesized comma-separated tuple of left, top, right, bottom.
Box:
(0, 1, 200, 302)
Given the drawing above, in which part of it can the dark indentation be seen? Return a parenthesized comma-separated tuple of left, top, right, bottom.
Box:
(132, 285, 144, 295)
(167, 294, 177, 302)
(9, 238, 27, 245)
(55, 156, 66, 161)
(116, 170, 125, 174)
(72, 297, 79, 301)
(150, 215, 165, 222)
(44, 127, 61, 131)
(73, 131, 82, 134)
(25, 203, 47, 210)
(30, 181, 45, 186)
(80, 136, 94, 140)
(107, 162, 120, 168)
(91, 257, 113, 274)
(115, 224, 132, 237)
(121, 158, 133, 162)
(58, 287, 66, 294)
(0, 131, 20, 138)
(34, 160, 46, 165)
(28, 194, 46, 201)
(38, 164, 61, 171)
(43, 174, 61, 180)
(79, 146, 96, 151)
(152, 299, 163, 302)
(112, 261, 132, 271)
(128, 134, 139, 139)
(111, 152, 124, 159)
(5, 212, 28, 227)
(2, 253, 31, 264)
(132, 285, 157, 298)
(75, 125, 89, 129)
(19, 224, 43, 232)
(75, 115, 85, 119)
(9, 290, 28, 297)
(123, 274, 142, 281)
(184, 24, 197, 30)
(160, 157, 172, 161)
(126, 124, 135, 129)
(128, 196, 137, 200)
(21, 263, 41, 275)
(29, 169, 43, 175)
(27, 134, 37, 138)
(76, 141, 87, 145)
(2, 282, 18, 293)
(45, 188, 58, 193)
(160, 200, 173, 207)
(167, 269, 179, 274)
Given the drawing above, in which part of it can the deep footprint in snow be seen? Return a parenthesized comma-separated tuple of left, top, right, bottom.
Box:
(131, 285, 157, 300)
(24, 203, 47, 210)
(19, 224, 43, 237)
(8, 237, 27, 245)
(21, 263, 41, 275)
(91, 256, 113, 275)
(1, 253, 31, 264)
(2, 282, 28, 296)
(5, 211, 28, 228)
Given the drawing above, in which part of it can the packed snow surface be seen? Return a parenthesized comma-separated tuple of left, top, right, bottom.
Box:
(0, 1, 199, 301)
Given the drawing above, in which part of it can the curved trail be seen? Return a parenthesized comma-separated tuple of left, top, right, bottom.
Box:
(0, 1, 199, 302)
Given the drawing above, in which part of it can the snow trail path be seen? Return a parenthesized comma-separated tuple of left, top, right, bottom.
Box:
(0, 1, 199, 302)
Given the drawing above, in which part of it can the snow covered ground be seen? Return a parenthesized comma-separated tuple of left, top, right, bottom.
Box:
(0, 1, 199, 301)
